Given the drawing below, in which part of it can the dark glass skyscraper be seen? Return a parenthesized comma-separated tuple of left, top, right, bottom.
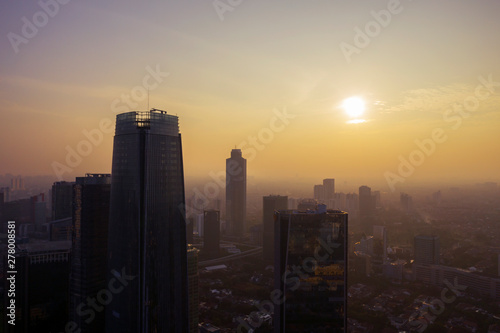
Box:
(263, 195, 288, 264)
(70, 173, 111, 333)
(225, 149, 246, 238)
(106, 110, 189, 332)
(274, 207, 347, 332)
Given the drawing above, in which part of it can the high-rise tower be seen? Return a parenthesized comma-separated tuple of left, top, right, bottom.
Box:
(262, 195, 288, 264)
(69, 173, 111, 333)
(225, 149, 246, 238)
(274, 207, 348, 332)
(414, 235, 440, 265)
(106, 110, 189, 332)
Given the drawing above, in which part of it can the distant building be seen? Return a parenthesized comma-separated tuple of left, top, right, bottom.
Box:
(51, 181, 75, 220)
(383, 260, 405, 280)
(226, 149, 246, 237)
(353, 251, 372, 276)
(188, 246, 200, 333)
(10, 175, 25, 191)
(313, 184, 324, 203)
(323, 178, 335, 208)
(274, 208, 347, 332)
(414, 235, 440, 265)
(359, 185, 375, 218)
(262, 195, 288, 264)
(204, 210, 220, 258)
(69, 173, 111, 333)
(414, 264, 500, 300)
(1, 187, 10, 203)
(373, 225, 387, 263)
(249, 224, 263, 245)
(400, 193, 413, 212)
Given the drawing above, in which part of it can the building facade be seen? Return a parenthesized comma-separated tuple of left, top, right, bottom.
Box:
(262, 195, 288, 264)
(414, 235, 440, 265)
(106, 110, 189, 332)
(274, 207, 348, 332)
(204, 210, 220, 258)
(69, 173, 111, 333)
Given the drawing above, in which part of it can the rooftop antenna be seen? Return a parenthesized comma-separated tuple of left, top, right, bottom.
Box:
(147, 88, 150, 111)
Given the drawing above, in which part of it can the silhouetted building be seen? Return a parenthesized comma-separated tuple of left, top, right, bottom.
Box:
(400, 192, 413, 212)
(204, 210, 220, 258)
(188, 246, 200, 333)
(3, 241, 71, 333)
(106, 110, 189, 332)
(313, 185, 324, 203)
(226, 149, 246, 237)
(10, 175, 25, 191)
(323, 178, 335, 208)
(274, 207, 347, 332)
(51, 181, 75, 220)
(69, 173, 111, 333)
(263, 195, 288, 264)
(373, 225, 387, 264)
(414, 235, 440, 265)
(358, 185, 375, 218)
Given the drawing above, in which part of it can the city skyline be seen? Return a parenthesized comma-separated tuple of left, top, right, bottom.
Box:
(1, 1, 500, 190)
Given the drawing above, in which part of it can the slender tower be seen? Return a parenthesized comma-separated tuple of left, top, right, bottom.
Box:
(225, 149, 246, 238)
(106, 110, 189, 332)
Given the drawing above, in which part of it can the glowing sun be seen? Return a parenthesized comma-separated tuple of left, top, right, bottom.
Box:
(342, 96, 365, 118)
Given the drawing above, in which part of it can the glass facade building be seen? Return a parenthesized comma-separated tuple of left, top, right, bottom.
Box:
(274, 208, 347, 332)
(106, 110, 189, 332)
(70, 173, 111, 333)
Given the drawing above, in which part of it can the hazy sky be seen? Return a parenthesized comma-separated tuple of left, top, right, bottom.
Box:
(1, 0, 499, 192)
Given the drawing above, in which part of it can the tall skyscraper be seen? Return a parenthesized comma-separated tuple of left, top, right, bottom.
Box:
(106, 110, 189, 332)
(358, 185, 374, 218)
(225, 149, 246, 238)
(52, 181, 75, 220)
(204, 209, 220, 258)
(69, 173, 111, 333)
(373, 225, 387, 264)
(274, 206, 347, 332)
(414, 235, 440, 265)
(262, 195, 288, 264)
(323, 178, 335, 208)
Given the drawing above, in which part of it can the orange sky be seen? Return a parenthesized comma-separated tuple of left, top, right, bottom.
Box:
(1, 1, 499, 192)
